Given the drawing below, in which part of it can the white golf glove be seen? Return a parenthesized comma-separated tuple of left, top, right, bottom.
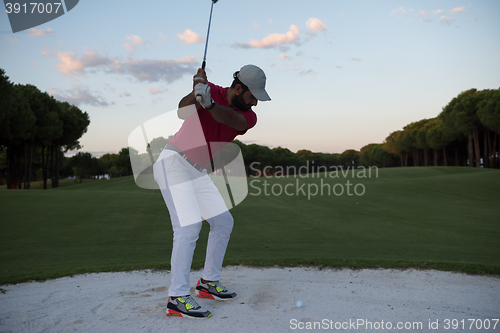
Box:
(194, 83, 214, 109)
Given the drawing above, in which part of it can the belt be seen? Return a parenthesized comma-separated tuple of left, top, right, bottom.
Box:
(164, 144, 205, 172)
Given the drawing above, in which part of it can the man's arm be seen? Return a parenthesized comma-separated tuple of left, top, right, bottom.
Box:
(206, 104, 248, 132)
(178, 68, 247, 131)
(178, 92, 248, 131)
(177, 92, 200, 119)
(177, 68, 207, 119)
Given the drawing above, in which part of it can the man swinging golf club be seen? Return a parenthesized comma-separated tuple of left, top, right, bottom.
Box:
(153, 0, 270, 318)
(153, 64, 271, 319)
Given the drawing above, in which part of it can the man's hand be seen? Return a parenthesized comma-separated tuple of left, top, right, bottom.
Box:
(178, 68, 209, 113)
(194, 83, 214, 109)
(193, 68, 208, 89)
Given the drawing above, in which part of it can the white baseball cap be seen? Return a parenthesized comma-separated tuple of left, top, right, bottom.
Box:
(237, 65, 271, 101)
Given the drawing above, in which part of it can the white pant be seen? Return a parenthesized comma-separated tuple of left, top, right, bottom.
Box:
(153, 149, 234, 297)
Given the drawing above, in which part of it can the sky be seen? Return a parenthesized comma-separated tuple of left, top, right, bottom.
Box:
(1, 0, 499, 157)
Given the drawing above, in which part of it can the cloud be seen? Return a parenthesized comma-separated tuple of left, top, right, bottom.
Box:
(177, 29, 204, 44)
(110, 56, 198, 83)
(394, 8, 456, 24)
(49, 85, 113, 107)
(415, 11, 433, 23)
(252, 22, 260, 30)
(157, 33, 167, 44)
(306, 18, 326, 32)
(415, 11, 426, 18)
(3, 37, 19, 44)
(450, 6, 465, 13)
(123, 35, 146, 53)
(299, 68, 314, 76)
(414, 10, 432, 23)
(52, 50, 198, 83)
(350, 57, 361, 61)
(148, 87, 168, 95)
(282, 61, 316, 76)
(440, 16, 455, 25)
(56, 51, 111, 76)
(391, 7, 406, 15)
(280, 54, 289, 60)
(28, 28, 54, 38)
(40, 47, 58, 57)
(235, 24, 300, 49)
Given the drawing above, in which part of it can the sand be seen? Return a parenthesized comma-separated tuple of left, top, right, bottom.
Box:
(1, 266, 499, 333)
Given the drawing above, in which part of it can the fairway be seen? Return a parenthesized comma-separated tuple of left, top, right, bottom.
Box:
(1, 167, 499, 284)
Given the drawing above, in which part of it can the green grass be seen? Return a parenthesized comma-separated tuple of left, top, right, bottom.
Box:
(1, 167, 499, 284)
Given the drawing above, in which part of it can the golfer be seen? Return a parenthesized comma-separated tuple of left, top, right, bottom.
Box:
(153, 64, 271, 319)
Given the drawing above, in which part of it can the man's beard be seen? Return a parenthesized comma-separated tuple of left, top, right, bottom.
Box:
(231, 93, 252, 111)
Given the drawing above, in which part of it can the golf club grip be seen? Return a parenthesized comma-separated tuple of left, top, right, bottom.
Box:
(202, 61, 206, 70)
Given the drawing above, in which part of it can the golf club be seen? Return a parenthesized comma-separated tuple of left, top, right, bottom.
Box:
(201, 0, 218, 70)
(194, 1, 233, 203)
(196, 0, 218, 104)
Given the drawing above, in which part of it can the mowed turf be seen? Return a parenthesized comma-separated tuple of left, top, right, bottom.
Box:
(0, 167, 499, 284)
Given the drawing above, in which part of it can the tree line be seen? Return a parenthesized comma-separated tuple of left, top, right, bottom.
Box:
(381, 88, 500, 168)
(3, 69, 498, 188)
(131, 137, 380, 177)
(0, 68, 90, 189)
(232, 88, 499, 173)
(75, 87, 500, 179)
(232, 87, 500, 174)
(67, 149, 133, 182)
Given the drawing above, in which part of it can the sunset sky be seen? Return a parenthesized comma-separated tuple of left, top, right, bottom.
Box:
(1, 0, 499, 156)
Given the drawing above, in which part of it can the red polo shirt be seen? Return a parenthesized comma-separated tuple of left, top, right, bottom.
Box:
(168, 82, 257, 167)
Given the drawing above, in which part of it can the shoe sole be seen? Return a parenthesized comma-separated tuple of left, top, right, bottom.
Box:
(195, 288, 235, 301)
(166, 309, 212, 319)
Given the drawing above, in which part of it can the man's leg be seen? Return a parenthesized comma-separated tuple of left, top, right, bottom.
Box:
(169, 219, 202, 297)
(194, 173, 234, 282)
(195, 203, 237, 300)
(202, 211, 233, 281)
(154, 152, 204, 297)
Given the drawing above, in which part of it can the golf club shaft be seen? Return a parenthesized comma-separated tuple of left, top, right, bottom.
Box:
(196, 0, 216, 103)
(201, 0, 215, 70)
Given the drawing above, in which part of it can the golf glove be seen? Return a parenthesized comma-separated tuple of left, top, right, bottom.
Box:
(194, 83, 214, 109)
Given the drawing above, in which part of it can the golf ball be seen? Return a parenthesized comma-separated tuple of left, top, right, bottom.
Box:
(296, 301, 303, 308)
